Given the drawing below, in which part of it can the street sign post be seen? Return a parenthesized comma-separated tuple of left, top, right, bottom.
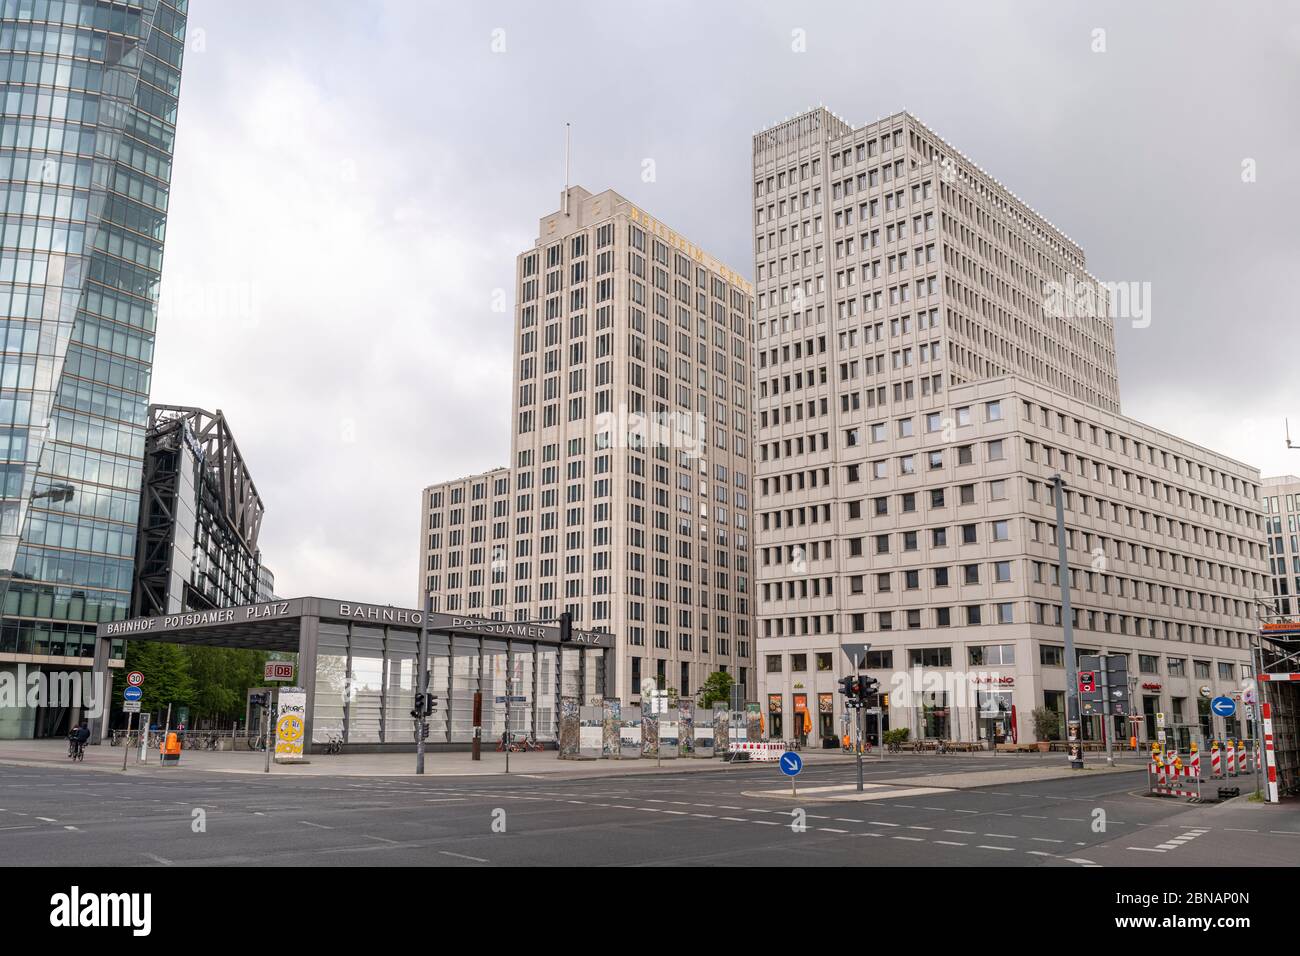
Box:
(780, 750, 802, 797)
(123, 686, 142, 704)
(1211, 696, 1236, 718)
(126, 671, 144, 687)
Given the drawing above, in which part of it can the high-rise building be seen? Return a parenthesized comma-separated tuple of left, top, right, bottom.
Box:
(0, 1, 189, 738)
(752, 108, 1267, 748)
(421, 186, 756, 713)
(1262, 475, 1300, 616)
(132, 405, 266, 617)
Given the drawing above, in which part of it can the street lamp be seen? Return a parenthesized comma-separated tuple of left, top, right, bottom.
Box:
(1051, 474, 1084, 769)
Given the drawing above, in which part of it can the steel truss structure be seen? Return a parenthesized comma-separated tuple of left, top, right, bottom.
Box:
(132, 405, 265, 617)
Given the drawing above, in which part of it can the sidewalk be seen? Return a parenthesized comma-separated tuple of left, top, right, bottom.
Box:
(0, 739, 1146, 783)
(0, 739, 860, 779)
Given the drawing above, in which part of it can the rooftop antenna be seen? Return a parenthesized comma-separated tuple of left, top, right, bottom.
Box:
(1288, 418, 1299, 450)
(563, 122, 571, 217)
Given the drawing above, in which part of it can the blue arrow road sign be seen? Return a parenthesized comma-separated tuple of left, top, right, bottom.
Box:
(1210, 696, 1236, 718)
(123, 686, 142, 703)
(780, 751, 803, 776)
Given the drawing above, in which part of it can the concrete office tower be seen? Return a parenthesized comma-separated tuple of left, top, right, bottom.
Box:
(422, 187, 756, 711)
(752, 108, 1266, 747)
(1262, 475, 1300, 616)
(0, 1, 189, 739)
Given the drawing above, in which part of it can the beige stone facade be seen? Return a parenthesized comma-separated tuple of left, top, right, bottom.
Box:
(421, 188, 756, 706)
(751, 108, 1266, 746)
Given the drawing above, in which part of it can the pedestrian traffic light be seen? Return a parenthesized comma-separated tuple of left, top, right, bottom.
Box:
(558, 611, 573, 643)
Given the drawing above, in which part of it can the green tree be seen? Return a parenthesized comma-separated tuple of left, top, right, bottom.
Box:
(183, 646, 270, 723)
(697, 670, 735, 708)
(122, 641, 194, 717)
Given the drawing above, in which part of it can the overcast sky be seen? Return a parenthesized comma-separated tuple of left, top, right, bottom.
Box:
(154, 0, 1300, 607)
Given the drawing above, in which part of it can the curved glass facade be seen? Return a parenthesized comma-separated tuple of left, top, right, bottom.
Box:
(0, 0, 186, 665)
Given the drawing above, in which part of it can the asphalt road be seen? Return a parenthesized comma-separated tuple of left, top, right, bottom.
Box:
(2, 755, 1296, 867)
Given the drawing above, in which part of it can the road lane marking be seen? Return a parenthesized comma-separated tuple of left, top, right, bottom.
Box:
(299, 821, 333, 830)
(439, 851, 488, 863)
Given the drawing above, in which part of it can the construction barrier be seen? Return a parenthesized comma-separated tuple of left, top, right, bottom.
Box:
(1210, 741, 1223, 779)
(1263, 702, 1280, 803)
(726, 741, 784, 762)
(1148, 742, 1201, 800)
(1226, 739, 1237, 776)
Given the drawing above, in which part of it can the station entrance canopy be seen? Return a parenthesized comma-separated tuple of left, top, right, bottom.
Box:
(92, 598, 613, 750)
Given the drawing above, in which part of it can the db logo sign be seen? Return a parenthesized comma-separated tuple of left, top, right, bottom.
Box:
(264, 662, 294, 682)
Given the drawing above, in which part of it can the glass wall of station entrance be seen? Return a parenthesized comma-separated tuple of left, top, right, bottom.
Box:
(92, 599, 613, 750)
(310, 622, 607, 748)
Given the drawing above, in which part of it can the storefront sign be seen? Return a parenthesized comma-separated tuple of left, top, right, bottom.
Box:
(264, 661, 294, 682)
(1141, 681, 1162, 690)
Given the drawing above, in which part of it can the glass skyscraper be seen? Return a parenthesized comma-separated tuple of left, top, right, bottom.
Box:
(0, 0, 187, 737)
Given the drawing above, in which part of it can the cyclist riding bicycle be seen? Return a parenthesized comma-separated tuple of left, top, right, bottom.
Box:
(68, 720, 90, 759)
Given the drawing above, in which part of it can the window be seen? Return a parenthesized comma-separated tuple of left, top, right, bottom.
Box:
(864, 650, 893, 669)
(993, 561, 1012, 583)
(1217, 662, 1234, 680)
(909, 647, 952, 667)
(766, 655, 782, 674)
(815, 652, 833, 671)
(1139, 655, 1159, 674)
(986, 400, 1002, 422)
(991, 520, 1010, 542)
(1040, 645, 1064, 667)
(1193, 660, 1211, 679)
(1167, 658, 1186, 677)
(969, 644, 1015, 666)
(995, 603, 1013, 624)
(790, 654, 807, 672)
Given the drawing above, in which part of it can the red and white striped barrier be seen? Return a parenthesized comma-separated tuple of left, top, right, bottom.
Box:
(1210, 741, 1222, 779)
(1149, 745, 1201, 800)
(1263, 703, 1279, 802)
(1226, 740, 1236, 776)
(726, 741, 784, 762)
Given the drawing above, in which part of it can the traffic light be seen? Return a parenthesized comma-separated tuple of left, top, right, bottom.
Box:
(558, 611, 573, 643)
(838, 675, 856, 698)
(881, 693, 890, 709)
(411, 692, 426, 720)
(424, 694, 438, 716)
(860, 675, 880, 704)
